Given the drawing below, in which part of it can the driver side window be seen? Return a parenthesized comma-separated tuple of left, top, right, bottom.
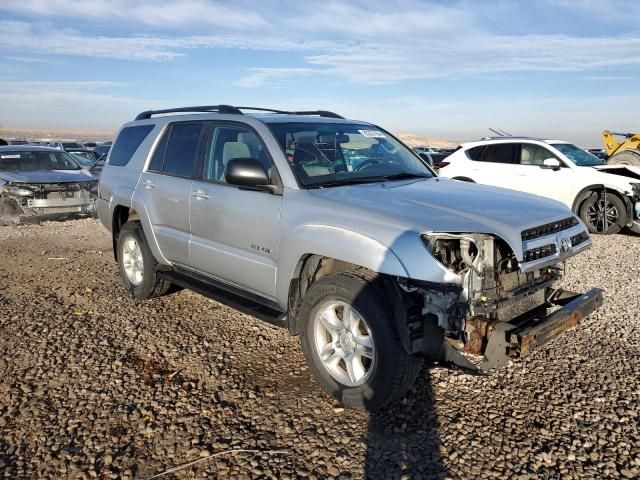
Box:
(519, 144, 559, 166)
(202, 125, 272, 183)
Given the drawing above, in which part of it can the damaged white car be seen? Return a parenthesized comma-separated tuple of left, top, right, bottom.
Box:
(440, 138, 640, 235)
(0, 146, 97, 225)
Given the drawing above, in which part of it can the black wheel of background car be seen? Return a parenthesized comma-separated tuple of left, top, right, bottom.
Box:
(452, 177, 475, 182)
(607, 151, 640, 166)
(116, 221, 172, 299)
(298, 271, 423, 411)
(578, 192, 625, 235)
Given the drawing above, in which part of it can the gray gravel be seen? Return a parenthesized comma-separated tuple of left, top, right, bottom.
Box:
(0, 218, 638, 479)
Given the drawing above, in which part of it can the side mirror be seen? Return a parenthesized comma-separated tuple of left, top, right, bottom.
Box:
(225, 158, 270, 188)
(543, 158, 561, 170)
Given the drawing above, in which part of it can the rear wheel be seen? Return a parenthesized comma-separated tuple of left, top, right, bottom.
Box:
(578, 192, 625, 235)
(607, 151, 640, 166)
(116, 221, 172, 299)
(298, 272, 423, 411)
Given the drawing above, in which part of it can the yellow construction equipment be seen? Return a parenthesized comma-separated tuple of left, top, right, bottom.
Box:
(602, 130, 640, 165)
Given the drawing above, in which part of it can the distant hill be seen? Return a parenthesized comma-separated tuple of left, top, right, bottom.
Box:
(397, 133, 459, 148)
(0, 127, 115, 142)
(0, 126, 459, 149)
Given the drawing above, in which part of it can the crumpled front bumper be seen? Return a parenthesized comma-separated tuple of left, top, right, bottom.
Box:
(480, 288, 604, 370)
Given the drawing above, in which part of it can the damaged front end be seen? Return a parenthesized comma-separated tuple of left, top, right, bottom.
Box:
(399, 227, 603, 372)
(0, 181, 97, 225)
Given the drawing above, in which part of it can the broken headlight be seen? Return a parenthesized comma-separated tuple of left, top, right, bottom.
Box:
(2, 184, 34, 197)
(421, 233, 479, 274)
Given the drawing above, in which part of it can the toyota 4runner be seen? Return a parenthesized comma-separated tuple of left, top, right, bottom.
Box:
(97, 105, 603, 411)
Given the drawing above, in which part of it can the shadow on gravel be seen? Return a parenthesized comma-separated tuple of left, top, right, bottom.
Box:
(364, 370, 448, 479)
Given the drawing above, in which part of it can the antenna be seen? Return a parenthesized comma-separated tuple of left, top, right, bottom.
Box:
(489, 128, 513, 137)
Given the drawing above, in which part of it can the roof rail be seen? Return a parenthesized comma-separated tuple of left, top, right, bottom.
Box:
(135, 105, 242, 120)
(134, 105, 344, 121)
(235, 107, 344, 118)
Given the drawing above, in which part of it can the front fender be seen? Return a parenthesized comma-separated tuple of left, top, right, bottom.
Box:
(275, 225, 409, 308)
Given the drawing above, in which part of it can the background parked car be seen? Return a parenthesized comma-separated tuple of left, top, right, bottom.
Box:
(92, 144, 111, 157)
(0, 146, 97, 225)
(588, 148, 609, 161)
(66, 149, 100, 168)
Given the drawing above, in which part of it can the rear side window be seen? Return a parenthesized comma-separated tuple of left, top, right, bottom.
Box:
(108, 125, 154, 166)
(466, 146, 484, 160)
(475, 143, 517, 164)
(147, 122, 204, 178)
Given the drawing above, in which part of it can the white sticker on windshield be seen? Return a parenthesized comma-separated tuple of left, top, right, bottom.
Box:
(358, 129, 386, 138)
(0, 154, 21, 159)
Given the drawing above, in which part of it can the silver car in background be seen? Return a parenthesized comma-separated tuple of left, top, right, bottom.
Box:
(0, 146, 97, 225)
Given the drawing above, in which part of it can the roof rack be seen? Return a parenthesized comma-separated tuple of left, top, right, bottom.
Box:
(134, 105, 344, 121)
(479, 135, 544, 141)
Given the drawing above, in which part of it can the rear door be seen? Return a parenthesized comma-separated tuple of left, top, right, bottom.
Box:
(189, 122, 282, 300)
(466, 143, 519, 188)
(136, 121, 205, 266)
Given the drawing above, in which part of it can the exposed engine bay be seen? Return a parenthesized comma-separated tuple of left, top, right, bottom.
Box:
(0, 181, 97, 225)
(405, 232, 601, 371)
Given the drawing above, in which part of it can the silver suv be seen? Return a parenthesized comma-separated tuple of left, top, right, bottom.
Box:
(97, 105, 603, 410)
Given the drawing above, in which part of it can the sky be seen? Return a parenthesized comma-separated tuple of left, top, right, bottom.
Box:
(0, 0, 639, 146)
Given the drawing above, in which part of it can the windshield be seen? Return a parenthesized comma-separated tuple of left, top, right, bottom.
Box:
(551, 143, 603, 166)
(268, 122, 433, 188)
(0, 150, 81, 171)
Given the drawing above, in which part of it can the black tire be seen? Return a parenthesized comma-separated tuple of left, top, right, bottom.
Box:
(578, 192, 625, 235)
(116, 221, 172, 299)
(607, 151, 640, 166)
(298, 271, 423, 411)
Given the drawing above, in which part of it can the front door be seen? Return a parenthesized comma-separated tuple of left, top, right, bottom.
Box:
(188, 123, 282, 300)
(511, 143, 576, 208)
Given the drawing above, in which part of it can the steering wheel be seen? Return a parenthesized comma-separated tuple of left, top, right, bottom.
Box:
(354, 159, 382, 171)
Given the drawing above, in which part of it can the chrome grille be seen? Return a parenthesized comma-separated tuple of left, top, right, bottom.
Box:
(521, 216, 578, 241)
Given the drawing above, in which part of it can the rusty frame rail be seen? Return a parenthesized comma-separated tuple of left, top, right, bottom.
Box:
(480, 288, 604, 370)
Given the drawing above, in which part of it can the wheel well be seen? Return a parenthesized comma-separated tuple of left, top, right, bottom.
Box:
(286, 255, 376, 333)
(285, 255, 421, 355)
(111, 206, 140, 260)
(573, 186, 630, 221)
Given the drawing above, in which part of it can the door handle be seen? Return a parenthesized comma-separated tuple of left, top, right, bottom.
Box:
(142, 180, 156, 189)
(192, 190, 210, 200)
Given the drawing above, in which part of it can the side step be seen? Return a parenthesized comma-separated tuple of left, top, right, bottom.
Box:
(159, 268, 288, 329)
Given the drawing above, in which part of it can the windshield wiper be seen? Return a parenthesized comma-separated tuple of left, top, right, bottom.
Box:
(306, 172, 431, 189)
(379, 172, 431, 181)
(306, 177, 384, 189)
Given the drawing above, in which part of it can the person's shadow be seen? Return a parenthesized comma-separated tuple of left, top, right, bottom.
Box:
(364, 366, 448, 479)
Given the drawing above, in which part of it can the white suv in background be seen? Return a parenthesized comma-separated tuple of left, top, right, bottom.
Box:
(440, 137, 640, 235)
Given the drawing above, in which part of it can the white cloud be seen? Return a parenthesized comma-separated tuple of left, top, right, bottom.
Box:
(0, 0, 266, 29)
(4, 55, 65, 65)
(233, 67, 319, 88)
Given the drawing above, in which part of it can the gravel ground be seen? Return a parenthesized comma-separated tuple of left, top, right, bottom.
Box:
(0, 218, 638, 479)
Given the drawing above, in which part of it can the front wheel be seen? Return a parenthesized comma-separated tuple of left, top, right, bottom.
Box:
(298, 272, 423, 411)
(578, 192, 625, 235)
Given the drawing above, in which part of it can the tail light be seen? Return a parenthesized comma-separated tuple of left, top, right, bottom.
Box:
(435, 161, 450, 169)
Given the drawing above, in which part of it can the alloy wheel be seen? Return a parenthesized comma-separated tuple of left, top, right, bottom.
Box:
(313, 300, 375, 387)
